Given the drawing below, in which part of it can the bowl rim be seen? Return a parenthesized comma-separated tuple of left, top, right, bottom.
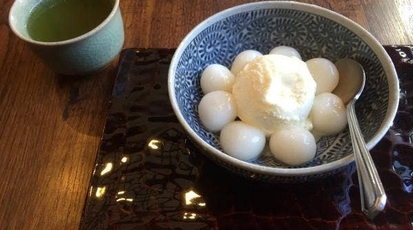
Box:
(9, 0, 120, 46)
(168, 1, 399, 177)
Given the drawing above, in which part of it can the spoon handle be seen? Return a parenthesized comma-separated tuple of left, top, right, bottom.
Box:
(347, 101, 387, 219)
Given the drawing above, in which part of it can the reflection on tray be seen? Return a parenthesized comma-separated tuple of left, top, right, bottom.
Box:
(80, 47, 413, 230)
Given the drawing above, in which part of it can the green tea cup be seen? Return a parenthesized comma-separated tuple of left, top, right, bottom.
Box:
(9, 0, 124, 75)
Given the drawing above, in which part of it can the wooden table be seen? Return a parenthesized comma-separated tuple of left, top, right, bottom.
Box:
(0, 0, 412, 229)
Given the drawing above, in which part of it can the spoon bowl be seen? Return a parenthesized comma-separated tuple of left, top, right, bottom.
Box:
(334, 58, 387, 219)
(333, 59, 366, 104)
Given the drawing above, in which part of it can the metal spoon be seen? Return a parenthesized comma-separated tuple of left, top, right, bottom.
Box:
(333, 58, 387, 220)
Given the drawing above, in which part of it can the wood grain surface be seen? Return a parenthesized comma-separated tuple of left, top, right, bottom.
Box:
(0, 0, 412, 229)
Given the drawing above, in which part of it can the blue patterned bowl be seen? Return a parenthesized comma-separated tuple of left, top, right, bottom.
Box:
(168, 1, 399, 182)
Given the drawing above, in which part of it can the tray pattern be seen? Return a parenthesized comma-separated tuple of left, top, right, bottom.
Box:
(80, 46, 413, 230)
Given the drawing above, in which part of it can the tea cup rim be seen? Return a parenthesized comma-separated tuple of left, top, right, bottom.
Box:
(8, 0, 120, 46)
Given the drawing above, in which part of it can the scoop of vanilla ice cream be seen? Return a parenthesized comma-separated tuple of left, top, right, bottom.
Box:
(232, 54, 316, 135)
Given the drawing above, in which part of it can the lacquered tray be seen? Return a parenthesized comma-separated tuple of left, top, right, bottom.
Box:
(79, 46, 413, 230)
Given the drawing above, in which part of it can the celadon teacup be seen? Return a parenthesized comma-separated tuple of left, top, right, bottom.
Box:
(9, 0, 124, 75)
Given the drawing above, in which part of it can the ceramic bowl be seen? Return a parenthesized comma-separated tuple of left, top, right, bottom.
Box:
(168, 1, 399, 182)
(9, 0, 124, 75)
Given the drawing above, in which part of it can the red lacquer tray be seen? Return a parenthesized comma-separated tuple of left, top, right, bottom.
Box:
(79, 46, 413, 230)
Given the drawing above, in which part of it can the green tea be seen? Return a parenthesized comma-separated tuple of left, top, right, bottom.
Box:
(27, 0, 113, 42)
